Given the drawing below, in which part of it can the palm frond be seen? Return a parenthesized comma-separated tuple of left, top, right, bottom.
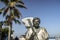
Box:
(0, 7, 5, 10)
(13, 18, 21, 24)
(11, 0, 18, 2)
(0, 21, 3, 25)
(3, 20, 12, 26)
(0, 0, 9, 5)
(16, 3, 27, 9)
(0, 9, 2, 14)
(13, 7, 21, 19)
(0, 7, 6, 14)
(3, 7, 9, 16)
(6, 15, 10, 20)
(17, 0, 24, 4)
(3, 21, 7, 26)
(16, 20, 21, 24)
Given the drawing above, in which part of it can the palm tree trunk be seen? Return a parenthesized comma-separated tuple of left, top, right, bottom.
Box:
(0, 33, 1, 40)
(0, 25, 2, 40)
(8, 26, 11, 40)
(0, 30, 1, 40)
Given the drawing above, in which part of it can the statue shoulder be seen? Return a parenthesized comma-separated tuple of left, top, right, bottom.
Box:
(40, 27, 47, 31)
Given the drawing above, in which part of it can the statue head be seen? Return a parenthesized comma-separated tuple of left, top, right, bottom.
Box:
(33, 17, 40, 28)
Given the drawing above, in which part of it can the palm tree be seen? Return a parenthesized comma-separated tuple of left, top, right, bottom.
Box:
(0, 0, 26, 40)
(0, 21, 3, 40)
(3, 15, 21, 40)
(2, 27, 14, 40)
(0, 0, 26, 17)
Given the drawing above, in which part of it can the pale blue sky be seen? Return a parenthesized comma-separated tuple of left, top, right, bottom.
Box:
(0, 0, 60, 38)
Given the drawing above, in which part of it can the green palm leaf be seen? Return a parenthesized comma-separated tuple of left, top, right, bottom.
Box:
(6, 15, 10, 20)
(17, 0, 24, 4)
(0, 9, 2, 14)
(0, 0, 9, 5)
(0, 7, 5, 14)
(0, 21, 3, 26)
(11, 0, 18, 2)
(3, 7, 9, 16)
(13, 18, 21, 24)
(16, 3, 27, 9)
(4, 20, 12, 26)
(13, 7, 21, 19)
(3, 21, 8, 26)
(16, 20, 21, 24)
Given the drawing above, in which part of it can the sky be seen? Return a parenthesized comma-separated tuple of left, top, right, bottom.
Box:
(0, 0, 60, 39)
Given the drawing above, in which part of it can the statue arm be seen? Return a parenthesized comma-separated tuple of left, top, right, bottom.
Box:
(42, 28, 49, 40)
(25, 29, 33, 40)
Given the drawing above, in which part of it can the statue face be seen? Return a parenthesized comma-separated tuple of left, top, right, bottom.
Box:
(33, 19, 40, 27)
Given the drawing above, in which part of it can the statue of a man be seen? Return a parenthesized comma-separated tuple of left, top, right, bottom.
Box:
(22, 17, 49, 40)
